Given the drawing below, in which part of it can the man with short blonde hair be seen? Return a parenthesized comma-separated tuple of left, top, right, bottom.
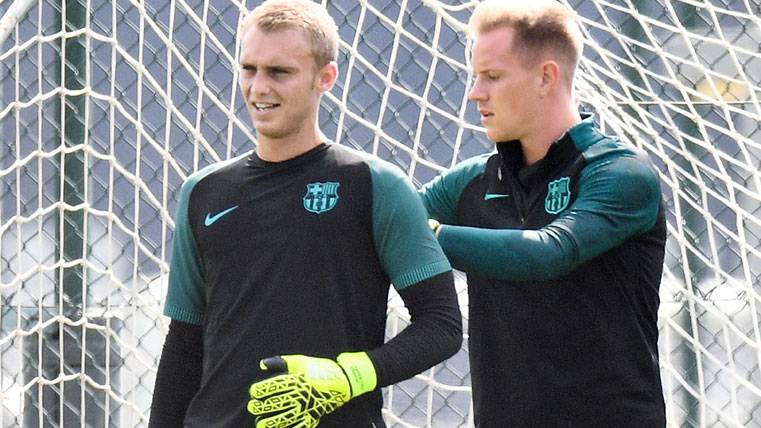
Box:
(150, 1, 462, 427)
(422, 0, 667, 426)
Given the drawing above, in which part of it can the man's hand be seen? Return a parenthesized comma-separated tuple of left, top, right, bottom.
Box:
(247, 352, 376, 428)
(428, 219, 442, 236)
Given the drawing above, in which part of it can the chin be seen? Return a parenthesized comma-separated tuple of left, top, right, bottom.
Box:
(255, 126, 294, 140)
(487, 129, 517, 143)
(255, 129, 284, 140)
(486, 131, 505, 142)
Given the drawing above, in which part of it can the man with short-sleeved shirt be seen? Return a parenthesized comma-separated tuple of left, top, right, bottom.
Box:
(149, 1, 461, 427)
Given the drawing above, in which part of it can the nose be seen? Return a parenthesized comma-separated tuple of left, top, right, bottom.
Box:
(468, 78, 485, 102)
(249, 73, 271, 96)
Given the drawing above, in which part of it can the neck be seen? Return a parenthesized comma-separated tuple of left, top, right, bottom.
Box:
(256, 125, 325, 163)
(521, 101, 581, 166)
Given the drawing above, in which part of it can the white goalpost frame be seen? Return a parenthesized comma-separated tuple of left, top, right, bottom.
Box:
(1, 0, 760, 427)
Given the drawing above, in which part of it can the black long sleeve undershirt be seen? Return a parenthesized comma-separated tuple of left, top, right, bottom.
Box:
(148, 320, 203, 428)
(368, 271, 463, 387)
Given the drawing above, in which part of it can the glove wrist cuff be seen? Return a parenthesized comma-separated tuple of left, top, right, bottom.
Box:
(337, 352, 377, 398)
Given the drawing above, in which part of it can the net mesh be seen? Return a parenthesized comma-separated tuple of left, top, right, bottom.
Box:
(1, 0, 760, 427)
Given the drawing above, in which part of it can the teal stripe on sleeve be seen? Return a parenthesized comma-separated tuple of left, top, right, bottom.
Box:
(164, 156, 245, 324)
(366, 157, 452, 289)
(419, 154, 490, 224)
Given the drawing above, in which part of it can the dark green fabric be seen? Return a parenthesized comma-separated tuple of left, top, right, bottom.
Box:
(366, 156, 451, 289)
(419, 154, 490, 225)
(437, 151, 661, 280)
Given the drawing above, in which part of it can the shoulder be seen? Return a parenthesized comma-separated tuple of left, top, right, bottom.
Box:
(571, 122, 661, 203)
(580, 134, 652, 168)
(176, 154, 250, 214)
(570, 115, 650, 165)
(422, 152, 492, 195)
(330, 144, 411, 184)
(588, 143, 658, 188)
(445, 153, 492, 180)
(183, 153, 249, 190)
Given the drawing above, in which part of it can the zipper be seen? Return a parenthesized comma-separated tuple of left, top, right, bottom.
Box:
(512, 186, 527, 226)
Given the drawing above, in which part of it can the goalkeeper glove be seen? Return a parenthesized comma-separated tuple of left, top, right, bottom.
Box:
(247, 352, 377, 428)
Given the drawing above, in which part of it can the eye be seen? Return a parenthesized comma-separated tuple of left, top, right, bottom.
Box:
(472, 72, 498, 84)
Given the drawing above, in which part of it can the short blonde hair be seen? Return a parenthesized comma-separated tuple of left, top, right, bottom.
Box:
(469, 0, 583, 84)
(240, 0, 339, 68)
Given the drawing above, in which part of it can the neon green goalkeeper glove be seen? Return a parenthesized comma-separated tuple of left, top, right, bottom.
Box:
(247, 352, 377, 428)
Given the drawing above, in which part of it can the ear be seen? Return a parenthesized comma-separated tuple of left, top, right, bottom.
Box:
(538, 60, 560, 97)
(315, 61, 339, 92)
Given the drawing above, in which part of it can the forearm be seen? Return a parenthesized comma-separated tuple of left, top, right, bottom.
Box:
(246, 273, 460, 425)
(436, 195, 660, 282)
(430, 149, 663, 282)
(367, 271, 462, 387)
(149, 320, 203, 428)
(436, 224, 577, 281)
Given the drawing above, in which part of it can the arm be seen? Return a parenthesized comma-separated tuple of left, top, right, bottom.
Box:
(368, 271, 462, 387)
(150, 172, 209, 426)
(366, 157, 462, 384)
(149, 320, 203, 428)
(162, 175, 206, 324)
(419, 153, 490, 224)
(248, 273, 461, 428)
(436, 154, 662, 280)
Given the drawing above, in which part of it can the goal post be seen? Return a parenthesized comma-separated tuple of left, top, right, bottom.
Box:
(1, 0, 759, 427)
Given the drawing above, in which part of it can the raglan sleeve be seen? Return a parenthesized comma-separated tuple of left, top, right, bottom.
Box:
(163, 175, 206, 325)
(419, 154, 490, 224)
(370, 159, 452, 289)
(150, 173, 209, 427)
(364, 158, 462, 387)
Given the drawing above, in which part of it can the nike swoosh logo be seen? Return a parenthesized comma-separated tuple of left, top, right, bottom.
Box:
(204, 205, 239, 226)
(484, 193, 510, 200)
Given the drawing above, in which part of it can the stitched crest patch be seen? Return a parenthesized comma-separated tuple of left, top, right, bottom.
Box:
(545, 177, 571, 214)
(303, 182, 340, 214)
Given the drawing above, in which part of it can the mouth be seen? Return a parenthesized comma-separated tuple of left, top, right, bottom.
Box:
(479, 109, 494, 120)
(253, 102, 280, 112)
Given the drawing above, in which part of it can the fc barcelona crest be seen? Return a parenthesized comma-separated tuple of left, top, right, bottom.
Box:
(545, 177, 571, 214)
(303, 182, 340, 214)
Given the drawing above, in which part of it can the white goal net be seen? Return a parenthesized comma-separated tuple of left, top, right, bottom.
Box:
(1, 0, 760, 427)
